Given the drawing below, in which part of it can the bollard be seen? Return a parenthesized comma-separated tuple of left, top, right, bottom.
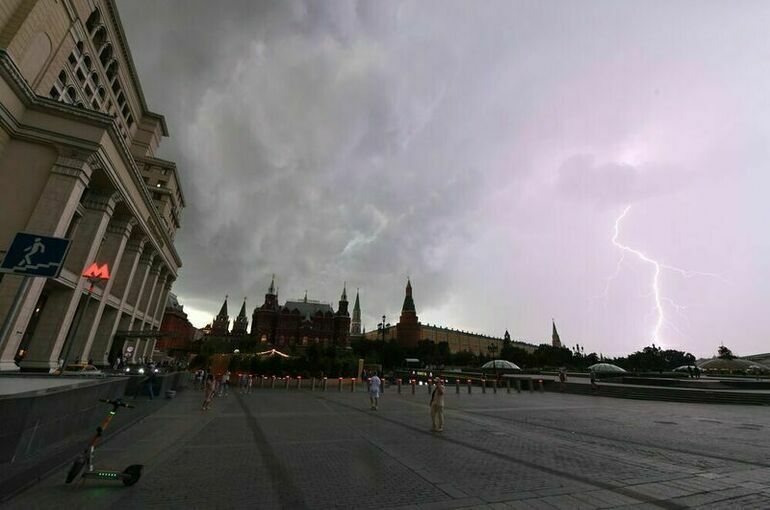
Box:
(493, 379, 498, 394)
(285, 376, 290, 390)
(311, 377, 316, 391)
(411, 379, 416, 395)
(538, 379, 544, 392)
(397, 379, 402, 394)
(481, 379, 486, 394)
(467, 379, 472, 394)
(456, 378, 460, 394)
(506, 379, 511, 394)
(271, 376, 276, 389)
(528, 378, 534, 393)
(297, 376, 302, 390)
(428, 379, 433, 395)
(338, 377, 343, 392)
(350, 378, 356, 392)
(323, 377, 328, 391)
(515, 379, 521, 393)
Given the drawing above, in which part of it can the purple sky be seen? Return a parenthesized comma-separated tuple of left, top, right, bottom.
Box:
(118, 1, 770, 358)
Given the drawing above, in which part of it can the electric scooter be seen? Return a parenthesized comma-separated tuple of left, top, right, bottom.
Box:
(65, 398, 143, 486)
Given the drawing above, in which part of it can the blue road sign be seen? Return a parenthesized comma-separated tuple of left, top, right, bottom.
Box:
(0, 232, 71, 278)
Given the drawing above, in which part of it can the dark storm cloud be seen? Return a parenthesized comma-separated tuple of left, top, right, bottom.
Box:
(118, 1, 770, 356)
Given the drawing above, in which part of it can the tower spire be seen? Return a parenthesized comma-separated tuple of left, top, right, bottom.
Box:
(268, 274, 275, 295)
(401, 278, 415, 312)
(350, 288, 361, 336)
(218, 295, 228, 317)
(552, 319, 562, 348)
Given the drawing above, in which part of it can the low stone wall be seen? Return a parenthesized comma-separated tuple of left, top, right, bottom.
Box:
(0, 376, 129, 499)
(0, 372, 188, 501)
(123, 370, 191, 398)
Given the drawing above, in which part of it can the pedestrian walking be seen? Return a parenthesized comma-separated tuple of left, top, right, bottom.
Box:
(558, 368, 567, 392)
(589, 369, 599, 393)
(246, 374, 253, 394)
(369, 373, 382, 410)
(430, 377, 445, 432)
(202, 374, 216, 411)
(220, 371, 230, 397)
(146, 369, 157, 400)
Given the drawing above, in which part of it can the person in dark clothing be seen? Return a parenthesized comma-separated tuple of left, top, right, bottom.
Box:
(146, 369, 157, 399)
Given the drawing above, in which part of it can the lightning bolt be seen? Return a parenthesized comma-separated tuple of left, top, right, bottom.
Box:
(610, 205, 726, 345)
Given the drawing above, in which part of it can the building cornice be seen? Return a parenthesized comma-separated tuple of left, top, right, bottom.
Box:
(105, 0, 169, 136)
(0, 49, 183, 271)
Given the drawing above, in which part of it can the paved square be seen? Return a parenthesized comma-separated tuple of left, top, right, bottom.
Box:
(7, 387, 770, 509)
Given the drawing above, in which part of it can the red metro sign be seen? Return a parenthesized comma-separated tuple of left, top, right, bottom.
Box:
(82, 263, 110, 280)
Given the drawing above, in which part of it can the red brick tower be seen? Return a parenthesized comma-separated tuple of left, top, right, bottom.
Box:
(396, 278, 421, 348)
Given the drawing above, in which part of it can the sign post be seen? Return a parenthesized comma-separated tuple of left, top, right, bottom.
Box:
(58, 263, 110, 373)
(0, 233, 71, 365)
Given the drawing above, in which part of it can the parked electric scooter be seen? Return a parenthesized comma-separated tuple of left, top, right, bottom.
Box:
(65, 398, 143, 486)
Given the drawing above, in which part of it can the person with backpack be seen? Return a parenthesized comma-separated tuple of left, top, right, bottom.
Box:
(430, 377, 445, 432)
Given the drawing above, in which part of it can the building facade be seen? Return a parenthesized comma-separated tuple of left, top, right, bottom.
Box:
(0, 0, 183, 370)
(157, 293, 195, 354)
(250, 277, 351, 348)
(363, 279, 535, 356)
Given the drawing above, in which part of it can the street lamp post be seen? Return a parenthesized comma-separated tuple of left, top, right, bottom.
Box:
(487, 342, 498, 380)
(378, 315, 386, 344)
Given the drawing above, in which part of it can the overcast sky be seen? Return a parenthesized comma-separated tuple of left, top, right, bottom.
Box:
(117, 1, 770, 358)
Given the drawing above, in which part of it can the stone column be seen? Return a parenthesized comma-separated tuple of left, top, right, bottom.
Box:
(152, 277, 174, 326)
(89, 235, 146, 365)
(126, 250, 155, 328)
(0, 156, 92, 371)
(20, 190, 119, 370)
(71, 215, 135, 363)
(136, 263, 161, 327)
(142, 269, 167, 330)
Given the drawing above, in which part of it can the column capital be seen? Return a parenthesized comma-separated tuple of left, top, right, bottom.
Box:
(82, 190, 122, 214)
(51, 155, 94, 186)
(163, 278, 175, 291)
(125, 236, 148, 254)
(139, 250, 156, 266)
(149, 263, 163, 276)
(106, 215, 137, 238)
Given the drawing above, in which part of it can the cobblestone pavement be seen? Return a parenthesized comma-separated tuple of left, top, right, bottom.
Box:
(7, 386, 770, 509)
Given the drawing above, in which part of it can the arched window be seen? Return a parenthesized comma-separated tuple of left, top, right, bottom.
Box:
(99, 43, 112, 66)
(64, 86, 77, 104)
(125, 114, 133, 127)
(92, 26, 107, 48)
(97, 87, 106, 100)
(106, 60, 117, 81)
(83, 55, 92, 70)
(58, 70, 67, 85)
(85, 9, 100, 33)
(90, 72, 99, 86)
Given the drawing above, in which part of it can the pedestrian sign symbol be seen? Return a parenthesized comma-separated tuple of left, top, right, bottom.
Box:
(0, 232, 71, 278)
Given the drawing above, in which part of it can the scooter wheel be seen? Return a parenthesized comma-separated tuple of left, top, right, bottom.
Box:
(65, 456, 86, 484)
(121, 464, 143, 486)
